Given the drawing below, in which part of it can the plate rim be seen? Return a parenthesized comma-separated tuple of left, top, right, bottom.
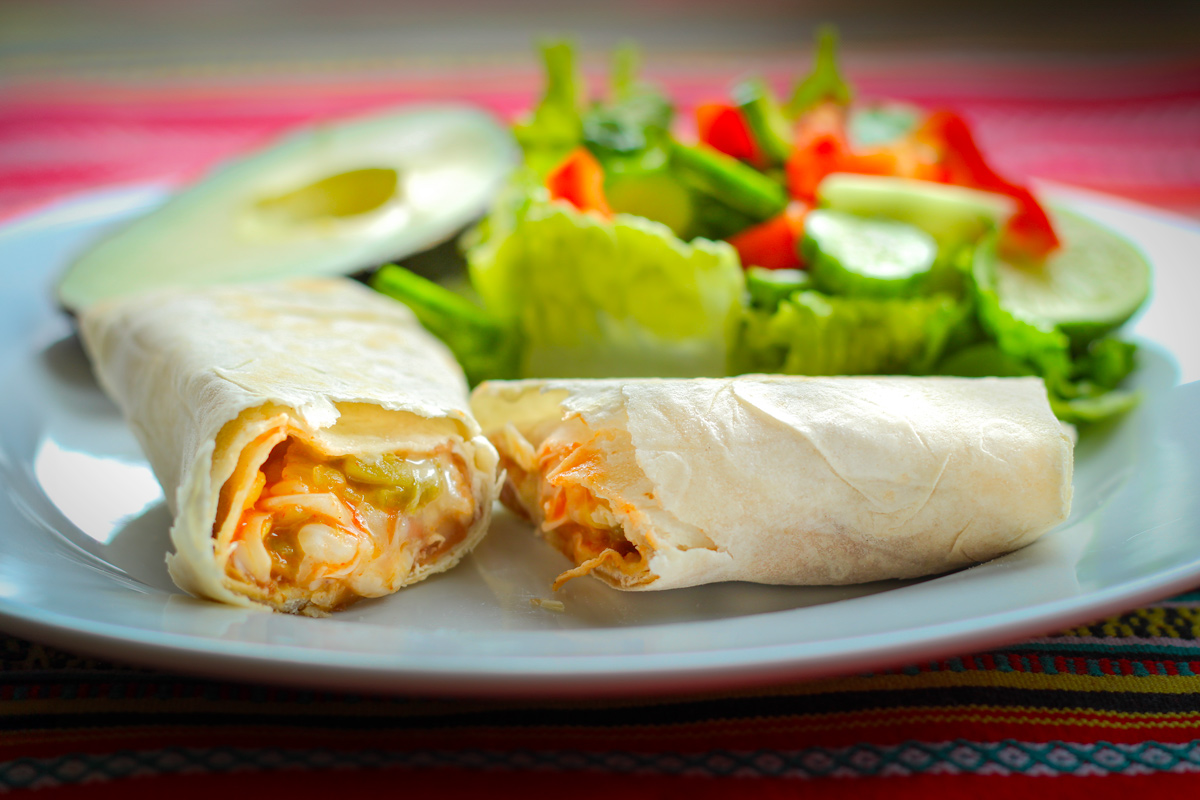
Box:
(3, 536, 1200, 697)
(1, 181, 1198, 698)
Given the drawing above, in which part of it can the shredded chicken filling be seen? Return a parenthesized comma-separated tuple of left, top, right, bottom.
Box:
(497, 435, 650, 589)
(217, 435, 475, 610)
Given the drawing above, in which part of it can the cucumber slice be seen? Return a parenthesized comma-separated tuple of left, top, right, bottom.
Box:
(606, 170, 693, 238)
(993, 208, 1151, 348)
(668, 140, 788, 221)
(746, 266, 812, 310)
(802, 209, 937, 298)
(732, 77, 793, 167)
(817, 173, 1015, 252)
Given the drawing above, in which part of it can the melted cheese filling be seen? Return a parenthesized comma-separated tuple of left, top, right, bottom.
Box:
(496, 426, 651, 590)
(215, 433, 475, 613)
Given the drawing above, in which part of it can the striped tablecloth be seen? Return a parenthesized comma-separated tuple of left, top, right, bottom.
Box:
(3, 52, 1200, 795)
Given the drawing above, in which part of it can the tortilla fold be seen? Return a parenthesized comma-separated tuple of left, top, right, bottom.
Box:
(81, 278, 500, 614)
(470, 375, 1074, 590)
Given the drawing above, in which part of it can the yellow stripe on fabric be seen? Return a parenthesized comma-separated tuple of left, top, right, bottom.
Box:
(649, 711, 1200, 742)
(748, 671, 1200, 697)
(638, 711, 1200, 741)
(1062, 606, 1200, 638)
(762, 707, 1200, 731)
(584, 708, 1200, 742)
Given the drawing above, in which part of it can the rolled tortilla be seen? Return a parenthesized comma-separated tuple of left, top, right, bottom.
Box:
(81, 278, 500, 615)
(470, 375, 1073, 590)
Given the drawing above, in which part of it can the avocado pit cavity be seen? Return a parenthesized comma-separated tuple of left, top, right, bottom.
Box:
(255, 168, 400, 225)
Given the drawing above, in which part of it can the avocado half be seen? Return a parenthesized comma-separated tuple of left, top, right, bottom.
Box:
(58, 104, 517, 312)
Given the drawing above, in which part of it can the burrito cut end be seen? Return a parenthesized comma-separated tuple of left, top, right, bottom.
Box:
(175, 403, 492, 616)
(82, 278, 500, 615)
(471, 376, 1074, 592)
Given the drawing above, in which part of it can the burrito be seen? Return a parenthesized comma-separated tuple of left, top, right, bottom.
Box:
(80, 278, 500, 615)
(470, 376, 1073, 590)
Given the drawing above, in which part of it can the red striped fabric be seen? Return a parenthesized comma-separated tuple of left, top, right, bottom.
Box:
(2, 56, 1199, 222)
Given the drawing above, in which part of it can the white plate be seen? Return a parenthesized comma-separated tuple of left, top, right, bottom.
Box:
(1, 183, 1198, 697)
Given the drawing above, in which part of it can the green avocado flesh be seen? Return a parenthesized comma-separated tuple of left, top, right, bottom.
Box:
(57, 105, 516, 312)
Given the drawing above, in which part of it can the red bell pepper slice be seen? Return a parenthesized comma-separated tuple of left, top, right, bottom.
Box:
(917, 111, 1059, 257)
(728, 202, 810, 270)
(843, 148, 900, 179)
(785, 104, 848, 202)
(887, 136, 949, 183)
(545, 147, 612, 216)
(696, 103, 762, 165)
(785, 103, 900, 202)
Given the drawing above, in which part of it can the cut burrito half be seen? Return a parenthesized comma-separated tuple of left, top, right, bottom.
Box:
(80, 278, 500, 615)
(470, 376, 1073, 590)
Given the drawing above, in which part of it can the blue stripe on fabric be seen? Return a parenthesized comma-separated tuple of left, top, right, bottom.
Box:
(3, 740, 1200, 787)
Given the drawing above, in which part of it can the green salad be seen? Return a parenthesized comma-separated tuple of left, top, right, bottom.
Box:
(372, 32, 1151, 424)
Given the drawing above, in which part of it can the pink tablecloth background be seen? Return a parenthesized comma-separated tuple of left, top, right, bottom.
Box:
(3, 54, 1199, 223)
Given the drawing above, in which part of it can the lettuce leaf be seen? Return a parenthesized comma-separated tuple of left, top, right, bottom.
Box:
(1076, 336, 1137, 391)
(971, 232, 1074, 393)
(514, 39, 675, 182)
(935, 321, 1142, 426)
(582, 43, 674, 169)
(936, 342, 1035, 379)
(1049, 390, 1141, 425)
(466, 188, 745, 378)
(964, 233, 1141, 423)
(784, 26, 854, 116)
(730, 290, 968, 376)
(513, 41, 587, 176)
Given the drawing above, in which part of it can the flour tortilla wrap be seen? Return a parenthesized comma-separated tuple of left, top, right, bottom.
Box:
(470, 376, 1073, 590)
(81, 278, 500, 615)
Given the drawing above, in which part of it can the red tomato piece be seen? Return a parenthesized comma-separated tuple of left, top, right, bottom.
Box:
(545, 147, 612, 216)
(728, 202, 810, 270)
(917, 111, 1059, 257)
(696, 103, 762, 165)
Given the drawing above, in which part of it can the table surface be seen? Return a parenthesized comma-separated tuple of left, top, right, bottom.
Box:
(3, 4, 1200, 794)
